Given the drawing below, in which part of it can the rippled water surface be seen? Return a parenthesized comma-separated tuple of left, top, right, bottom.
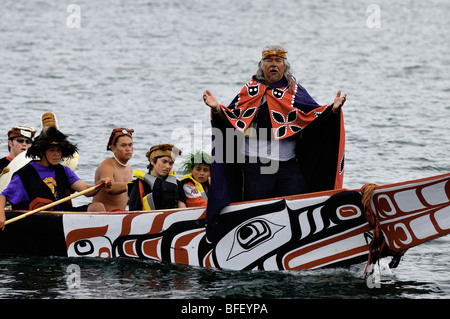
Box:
(0, 0, 449, 300)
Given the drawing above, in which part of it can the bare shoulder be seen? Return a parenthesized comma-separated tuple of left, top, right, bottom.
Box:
(97, 157, 115, 169)
(94, 158, 115, 178)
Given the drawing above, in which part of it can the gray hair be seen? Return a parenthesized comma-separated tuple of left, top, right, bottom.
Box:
(254, 44, 297, 92)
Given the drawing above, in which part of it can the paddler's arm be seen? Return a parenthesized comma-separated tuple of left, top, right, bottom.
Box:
(71, 178, 112, 197)
(0, 195, 6, 230)
(103, 182, 129, 195)
(95, 162, 130, 195)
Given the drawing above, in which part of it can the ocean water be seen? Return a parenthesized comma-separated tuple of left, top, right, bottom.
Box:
(0, 0, 449, 301)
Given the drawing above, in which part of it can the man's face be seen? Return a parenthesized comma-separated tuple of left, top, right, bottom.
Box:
(262, 56, 285, 84)
(152, 156, 174, 179)
(8, 137, 32, 157)
(111, 135, 133, 161)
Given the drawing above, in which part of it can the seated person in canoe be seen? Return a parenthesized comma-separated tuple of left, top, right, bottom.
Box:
(127, 144, 186, 211)
(0, 126, 36, 173)
(0, 126, 112, 229)
(92, 128, 134, 211)
(179, 150, 211, 208)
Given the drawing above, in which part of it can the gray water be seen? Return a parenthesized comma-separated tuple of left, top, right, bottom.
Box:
(0, 0, 449, 300)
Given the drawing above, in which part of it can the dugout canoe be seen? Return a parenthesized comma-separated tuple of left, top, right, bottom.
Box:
(1, 172, 450, 273)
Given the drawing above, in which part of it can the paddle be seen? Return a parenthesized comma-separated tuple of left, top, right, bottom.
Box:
(0, 167, 10, 178)
(4, 183, 103, 226)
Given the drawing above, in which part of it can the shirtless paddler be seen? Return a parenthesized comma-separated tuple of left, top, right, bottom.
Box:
(92, 128, 134, 211)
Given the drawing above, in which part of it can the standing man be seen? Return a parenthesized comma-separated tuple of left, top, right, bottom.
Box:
(92, 128, 134, 211)
(203, 44, 347, 233)
(0, 126, 36, 172)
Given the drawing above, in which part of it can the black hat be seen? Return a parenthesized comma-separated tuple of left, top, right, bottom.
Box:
(27, 126, 78, 159)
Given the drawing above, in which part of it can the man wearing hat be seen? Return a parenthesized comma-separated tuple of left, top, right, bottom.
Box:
(92, 128, 134, 211)
(0, 126, 36, 173)
(127, 144, 186, 211)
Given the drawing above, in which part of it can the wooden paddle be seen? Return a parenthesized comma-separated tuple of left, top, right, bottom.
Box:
(4, 183, 103, 226)
(0, 167, 10, 178)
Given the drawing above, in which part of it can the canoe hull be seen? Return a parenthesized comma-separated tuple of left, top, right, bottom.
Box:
(0, 211, 67, 257)
(1, 172, 450, 272)
(0, 190, 372, 270)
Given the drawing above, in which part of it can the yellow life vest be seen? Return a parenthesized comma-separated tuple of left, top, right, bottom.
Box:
(130, 169, 178, 211)
(180, 173, 209, 201)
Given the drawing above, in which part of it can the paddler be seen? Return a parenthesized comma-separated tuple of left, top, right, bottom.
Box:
(127, 144, 187, 211)
(203, 44, 347, 235)
(91, 128, 134, 211)
(0, 126, 36, 173)
(0, 126, 112, 230)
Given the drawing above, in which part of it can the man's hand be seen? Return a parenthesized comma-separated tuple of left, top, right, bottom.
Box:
(203, 90, 220, 112)
(332, 90, 347, 113)
(97, 178, 112, 190)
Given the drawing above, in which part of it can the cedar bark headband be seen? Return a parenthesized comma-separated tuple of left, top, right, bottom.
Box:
(146, 144, 181, 161)
(261, 49, 288, 60)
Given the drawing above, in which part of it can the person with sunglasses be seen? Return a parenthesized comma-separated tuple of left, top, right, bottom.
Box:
(0, 126, 36, 173)
(0, 126, 112, 229)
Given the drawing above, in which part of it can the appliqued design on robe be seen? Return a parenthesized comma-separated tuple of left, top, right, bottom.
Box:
(43, 177, 58, 199)
(219, 79, 330, 140)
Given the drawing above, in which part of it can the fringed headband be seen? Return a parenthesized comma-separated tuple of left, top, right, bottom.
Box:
(146, 144, 181, 161)
(262, 49, 288, 60)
